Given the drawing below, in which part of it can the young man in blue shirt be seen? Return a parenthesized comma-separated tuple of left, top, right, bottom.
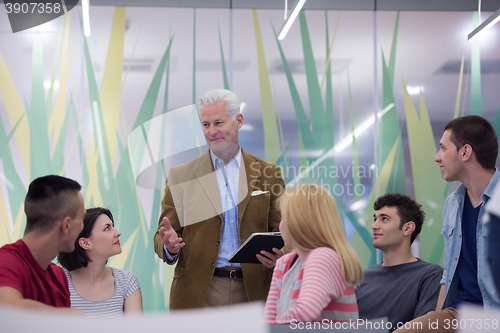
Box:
(394, 115, 499, 333)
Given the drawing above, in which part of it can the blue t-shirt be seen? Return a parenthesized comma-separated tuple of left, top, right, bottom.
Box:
(451, 193, 483, 308)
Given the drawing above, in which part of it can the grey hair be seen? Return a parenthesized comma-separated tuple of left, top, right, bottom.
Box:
(198, 89, 240, 119)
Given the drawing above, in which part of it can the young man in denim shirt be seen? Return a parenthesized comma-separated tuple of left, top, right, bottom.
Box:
(394, 115, 499, 333)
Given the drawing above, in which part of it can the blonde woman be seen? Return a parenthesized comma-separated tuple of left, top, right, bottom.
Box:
(57, 208, 142, 317)
(264, 184, 363, 323)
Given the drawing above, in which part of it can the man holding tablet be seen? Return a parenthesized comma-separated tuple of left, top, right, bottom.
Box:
(153, 89, 285, 309)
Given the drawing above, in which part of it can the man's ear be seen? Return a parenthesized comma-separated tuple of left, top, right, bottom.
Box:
(404, 221, 416, 237)
(461, 144, 473, 161)
(60, 216, 71, 234)
(236, 113, 244, 129)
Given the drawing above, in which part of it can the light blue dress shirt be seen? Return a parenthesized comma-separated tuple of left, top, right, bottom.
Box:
(211, 148, 241, 268)
(441, 169, 500, 308)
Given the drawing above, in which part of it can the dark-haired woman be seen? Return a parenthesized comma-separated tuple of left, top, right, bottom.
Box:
(58, 207, 142, 317)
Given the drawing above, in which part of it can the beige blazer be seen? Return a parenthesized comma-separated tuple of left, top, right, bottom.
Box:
(153, 149, 285, 309)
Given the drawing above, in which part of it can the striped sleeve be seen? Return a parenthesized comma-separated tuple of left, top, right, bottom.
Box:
(275, 248, 346, 323)
(121, 270, 141, 299)
(263, 253, 292, 323)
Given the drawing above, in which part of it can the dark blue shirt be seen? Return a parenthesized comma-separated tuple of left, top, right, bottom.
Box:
(451, 193, 483, 308)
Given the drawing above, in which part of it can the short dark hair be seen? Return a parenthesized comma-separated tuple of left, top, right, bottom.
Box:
(373, 193, 425, 244)
(444, 115, 498, 170)
(24, 175, 82, 234)
(57, 207, 114, 271)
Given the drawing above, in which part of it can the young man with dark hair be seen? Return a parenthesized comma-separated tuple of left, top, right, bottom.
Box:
(394, 115, 499, 333)
(0, 175, 85, 311)
(356, 193, 443, 332)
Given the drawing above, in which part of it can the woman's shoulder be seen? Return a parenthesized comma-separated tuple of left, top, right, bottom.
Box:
(309, 247, 337, 255)
(61, 267, 72, 281)
(110, 267, 141, 298)
(275, 252, 298, 271)
(110, 267, 139, 283)
(308, 247, 339, 262)
(280, 252, 298, 264)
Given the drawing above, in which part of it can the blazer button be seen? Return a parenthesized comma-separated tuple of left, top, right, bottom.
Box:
(216, 241, 220, 245)
(212, 263, 215, 267)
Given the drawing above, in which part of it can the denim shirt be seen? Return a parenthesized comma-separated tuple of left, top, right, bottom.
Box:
(441, 169, 500, 309)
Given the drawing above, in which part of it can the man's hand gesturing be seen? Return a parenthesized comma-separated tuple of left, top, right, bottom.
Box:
(159, 217, 185, 254)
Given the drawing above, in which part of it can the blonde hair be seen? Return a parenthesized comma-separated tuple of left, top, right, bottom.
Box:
(279, 184, 363, 286)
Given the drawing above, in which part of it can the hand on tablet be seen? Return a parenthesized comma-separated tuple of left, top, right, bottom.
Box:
(257, 247, 284, 268)
(159, 217, 185, 254)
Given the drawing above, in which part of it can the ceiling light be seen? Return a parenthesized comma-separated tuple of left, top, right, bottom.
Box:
(468, 7, 500, 41)
(82, 0, 91, 37)
(407, 86, 422, 95)
(277, 0, 307, 40)
(44, 81, 59, 90)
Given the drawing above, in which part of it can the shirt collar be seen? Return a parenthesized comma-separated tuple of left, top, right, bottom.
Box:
(210, 147, 242, 169)
(483, 168, 500, 200)
(453, 168, 500, 201)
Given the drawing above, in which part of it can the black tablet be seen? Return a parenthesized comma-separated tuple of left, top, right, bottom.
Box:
(228, 232, 284, 264)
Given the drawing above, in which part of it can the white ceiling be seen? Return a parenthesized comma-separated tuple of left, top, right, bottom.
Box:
(1, 0, 500, 11)
(74, 0, 500, 11)
(0, 1, 499, 163)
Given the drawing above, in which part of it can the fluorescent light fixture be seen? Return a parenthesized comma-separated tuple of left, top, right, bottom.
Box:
(82, 0, 91, 37)
(277, 0, 307, 40)
(240, 102, 246, 113)
(407, 86, 422, 95)
(468, 7, 500, 41)
(44, 81, 60, 90)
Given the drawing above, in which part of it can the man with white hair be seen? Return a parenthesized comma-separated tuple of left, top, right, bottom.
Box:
(154, 89, 285, 309)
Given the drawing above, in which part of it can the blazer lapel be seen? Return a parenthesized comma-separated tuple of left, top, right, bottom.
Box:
(193, 151, 223, 216)
(237, 150, 260, 224)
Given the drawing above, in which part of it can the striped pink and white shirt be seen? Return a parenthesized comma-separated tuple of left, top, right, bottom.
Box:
(264, 247, 358, 323)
